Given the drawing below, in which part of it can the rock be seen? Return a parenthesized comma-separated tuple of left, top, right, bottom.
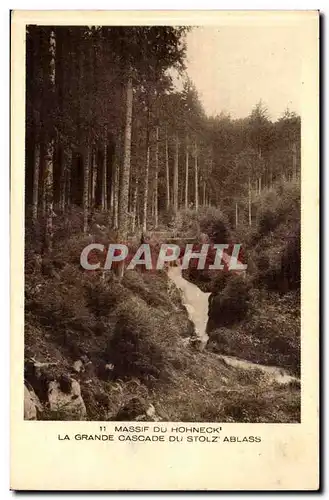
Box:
(72, 360, 84, 373)
(179, 336, 206, 351)
(190, 337, 207, 352)
(115, 399, 160, 422)
(25, 359, 59, 403)
(180, 338, 190, 347)
(115, 397, 147, 421)
(146, 404, 156, 418)
(58, 374, 72, 394)
(33, 359, 59, 369)
(48, 378, 86, 420)
(199, 232, 210, 244)
(24, 385, 42, 420)
(84, 361, 94, 377)
(24, 387, 36, 420)
(135, 414, 147, 421)
(27, 359, 59, 381)
(98, 361, 115, 381)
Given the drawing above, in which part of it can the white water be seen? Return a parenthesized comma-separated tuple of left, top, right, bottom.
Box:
(167, 265, 299, 386)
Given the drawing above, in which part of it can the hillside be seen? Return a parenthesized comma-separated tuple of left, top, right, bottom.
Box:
(24, 26, 301, 424)
(24, 206, 300, 423)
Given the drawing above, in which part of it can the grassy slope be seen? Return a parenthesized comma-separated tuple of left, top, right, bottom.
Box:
(207, 288, 300, 376)
(179, 182, 301, 377)
(25, 235, 300, 423)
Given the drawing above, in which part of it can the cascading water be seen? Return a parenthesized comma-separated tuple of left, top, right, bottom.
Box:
(167, 265, 299, 386)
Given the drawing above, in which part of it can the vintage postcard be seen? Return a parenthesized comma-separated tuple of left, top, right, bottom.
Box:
(11, 10, 319, 490)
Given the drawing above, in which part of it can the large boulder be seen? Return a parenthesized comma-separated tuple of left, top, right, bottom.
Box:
(24, 385, 42, 420)
(115, 398, 160, 421)
(48, 377, 86, 420)
(115, 397, 147, 421)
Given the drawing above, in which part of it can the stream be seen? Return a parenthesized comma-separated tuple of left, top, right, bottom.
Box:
(167, 265, 299, 386)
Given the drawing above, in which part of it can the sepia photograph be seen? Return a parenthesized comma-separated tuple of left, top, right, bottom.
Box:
(9, 9, 319, 491)
(22, 20, 304, 424)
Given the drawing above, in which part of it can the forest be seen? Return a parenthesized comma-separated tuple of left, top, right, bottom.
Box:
(24, 26, 301, 423)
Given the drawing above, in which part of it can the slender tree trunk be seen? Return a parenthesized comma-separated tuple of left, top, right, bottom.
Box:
(110, 178, 114, 214)
(131, 177, 138, 233)
(136, 203, 140, 229)
(180, 183, 184, 207)
(102, 127, 107, 211)
(112, 131, 121, 228)
(109, 157, 114, 215)
(41, 166, 46, 218)
(59, 147, 72, 214)
(44, 138, 54, 252)
(91, 148, 97, 209)
(165, 127, 170, 210)
(113, 161, 119, 229)
(258, 148, 262, 194)
(258, 147, 263, 194)
(142, 138, 150, 232)
(194, 141, 199, 211)
(83, 144, 90, 233)
(173, 134, 179, 213)
(32, 143, 40, 225)
(142, 106, 151, 232)
(248, 176, 252, 227)
(202, 179, 206, 206)
(292, 142, 297, 179)
(151, 191, 155, 218)
(235, 201, 238, 228)
(43, 29, 56, 254)
(118, 75, 133, 243)
(154, 126, 159, 228)
(185, 137, 189, 209)
(31, 30, 42, 227)
(88, 147, 93, 209)
(208, 156, 213, 208)
(64, 148, 72, 228)
(59, 149, 66, 214)
(128, 170, 132, 214)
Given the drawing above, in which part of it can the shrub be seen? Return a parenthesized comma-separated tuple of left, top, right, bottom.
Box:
(182, 267, 213, 293)
(241, 180, 302, 293)
(160, 206, 176, 227)
(211, 269, 232, 293)
(122, 270, 171, 308)
(86, 273, 127, 317)
(280, 225, 300, 290)
(253, 221, 300, 292)
(52, 234, 95, 267)
(207, 289, 300, 375)
(106, 297, 166, 382)
(256, 180, 300, 237)
(172, 206, 230, 243)
(173, 208, 201, 237)
(219, 386, 300, 423)
(208, 274, 251, 329)
(198, 207, 230, 243)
